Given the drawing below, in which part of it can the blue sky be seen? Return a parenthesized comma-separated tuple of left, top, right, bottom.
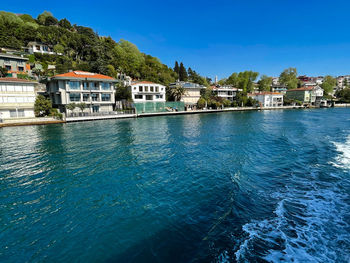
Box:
(4, 0, 350, 79)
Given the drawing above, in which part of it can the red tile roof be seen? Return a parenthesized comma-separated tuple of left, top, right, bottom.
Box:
(0, 77, 36, 83)
(53, 71, 115, 80)
(287, 87, 313, 91)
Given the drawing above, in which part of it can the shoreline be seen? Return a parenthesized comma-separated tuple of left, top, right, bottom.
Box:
(0, 105, 348, 128)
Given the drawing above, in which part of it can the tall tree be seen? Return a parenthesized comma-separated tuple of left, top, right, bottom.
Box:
(174, 61, 179, 76)
(258, 75, 273, 91)
(321, 75, 337, 95)
(179, 62, 188, 81)
(279, 67, 298, 89)
(237, 71, 259, 93)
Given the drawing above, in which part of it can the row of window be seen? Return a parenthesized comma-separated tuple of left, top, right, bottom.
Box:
(0, 85, 34, 92)
(68, 81, 111, 91)
(0, 96, 35, 103)
(3, 66, 25, 72)
(9, 109, 25, 118)
(134, 94, 163, 100)
(69, 93, 111, 102)
(135, 86, 163, 92)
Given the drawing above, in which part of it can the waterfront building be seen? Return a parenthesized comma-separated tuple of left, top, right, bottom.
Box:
(0, 78, 36, 119)
(25, 42, 62, 55)
(211, 85, 240, 101)
(129, 81, 166, 102)
(47, 71, 117, 114)
(271, 84, 287, 94)
(169, 81, 205, 109)
(285, 86, 324, 105)
(248, 92, 283, 107)
(0, 54, 30, 78)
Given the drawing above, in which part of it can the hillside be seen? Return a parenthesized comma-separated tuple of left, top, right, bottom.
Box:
(0, 11, 184, 85)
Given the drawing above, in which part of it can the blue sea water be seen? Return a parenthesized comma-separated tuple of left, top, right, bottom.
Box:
(0, 108, 349, 262)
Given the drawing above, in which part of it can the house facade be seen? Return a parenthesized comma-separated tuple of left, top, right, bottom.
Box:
(211, 85, 240, 101)
(285, 86, 324, 105)
(0, 54, 30, 78)
(25, 42, 62, 55)
(47, 71, 116, 114)
(0, 78, 37, 119)
(129, 81, 166, 102)
(169, 81, 205, 107)
(248, 92, 283, 107)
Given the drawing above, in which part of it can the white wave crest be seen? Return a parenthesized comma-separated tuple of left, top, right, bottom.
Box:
(332, 135, 350, 169)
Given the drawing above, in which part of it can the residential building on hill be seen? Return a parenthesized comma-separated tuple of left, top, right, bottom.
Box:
(129, 81, 166, 102)
(211, 85, 240, 101)
(169, 81, 205, 109)
(25, 42, 62, 55)
(0, 78, 37, 119)
(248, 92, 283, 107)
(0, 54, 30, 78)
(47, 71, 117, 114)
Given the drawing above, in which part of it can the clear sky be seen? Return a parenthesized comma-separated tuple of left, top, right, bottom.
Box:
(4, 0, 350, 79)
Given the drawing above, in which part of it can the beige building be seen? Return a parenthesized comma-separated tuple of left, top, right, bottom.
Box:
(0, 78, 37, 119)
(169, 81, 205, 107)
(47, 71, 117, 114)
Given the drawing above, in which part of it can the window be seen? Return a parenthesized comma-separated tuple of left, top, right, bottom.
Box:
(139, 86, 143, 92)
(161, 88, 164, 91)
(90, 82, 99, 90)
(5, 65, 11, 71)
(17, 109, 24, 117)
(134, 87, 136, 90)
(69, 81, 80, 90)
(35, 45, 41, 51)
(134, 95, 143, 99)
(18, 67, 24, 72)
(156, 95, 163, 99)
(101, 83, 110, 90)
(145, 86, 149, 92)
(69, 93, 80, 102)
(83, 82, 90, 90)
(10, 110, 17, 118)
(101, 94, 111, 101)
(155, 86, 159, 92)
(150, 86, 154, 92)
(92, 106, 99, 112)
(83, 94, 90, 101)
(146, 95, 153, 100)
(91, 93, 99, 101)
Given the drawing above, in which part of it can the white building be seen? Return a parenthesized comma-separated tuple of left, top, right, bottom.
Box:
(211, 85, 240, 101)
(129, 81, 166, 102)
(47, 71, 117, 114)
(25, 42, 62, 55)
(248, 92, 283, 107)
(0, 78, 37, 119)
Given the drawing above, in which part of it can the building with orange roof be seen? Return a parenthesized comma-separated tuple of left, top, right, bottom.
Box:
(47, 71, 117, 114)
(130, 81, 166, 102)
(248, 91, 283, 107)
(0, 78, 37, 119)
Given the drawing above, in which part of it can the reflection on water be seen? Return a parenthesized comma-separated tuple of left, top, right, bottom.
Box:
(0, 109, 349, 262)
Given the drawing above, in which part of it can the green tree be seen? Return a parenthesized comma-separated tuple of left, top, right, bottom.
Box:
(197, 97, 206, 108)
(37, 11, 54, 25)
(321, 75, 337, 95)
(279, 67, 298, 89)
(170, 85, 186, 101)
(179, 62, 188, 81)
(66, 103, 76, 114)
(237, 71, 259, 93)
(174, 61, 179, 76)
(53, 44, 64, 54)
(58, 18, 72, 29)
(335, 88, 350, 102)
(0, 67, 8, 77)
(258, 75, 273, 91)
(115, 83, 132, 101)
(77, 102, 86, 113)
(34, 95, 52, 117)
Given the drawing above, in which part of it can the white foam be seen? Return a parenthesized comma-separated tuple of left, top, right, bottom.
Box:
(331, 135, 350, 169)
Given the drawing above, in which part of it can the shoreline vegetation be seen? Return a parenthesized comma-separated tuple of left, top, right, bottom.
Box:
(1, 105, 349, 128)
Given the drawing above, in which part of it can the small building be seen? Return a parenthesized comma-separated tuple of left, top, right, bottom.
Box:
(285, 86, 324, 105)
(0, 54, 30, 77)
(211, 85, 240, 101)
(0, 78, 37, 119)
(248, 92, 283, 107)
(25, 42, 62, 55)
(47, 71, 117, 114)
(271, 84, 288, 94)
(129, 81, 166, 102)
(169, 81, 205, 109)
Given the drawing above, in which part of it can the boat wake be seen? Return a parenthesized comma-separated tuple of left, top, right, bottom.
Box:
(232, 137, 350, 263)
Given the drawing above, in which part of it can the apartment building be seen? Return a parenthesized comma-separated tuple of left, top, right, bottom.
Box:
(130, 81, 166, 102)
(248, 92, 283, 107)
(211, 85, 240, 101)
(0, 78, 37, 119)
(47, 71, 116, 114)
(0, 54, 30, 77)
